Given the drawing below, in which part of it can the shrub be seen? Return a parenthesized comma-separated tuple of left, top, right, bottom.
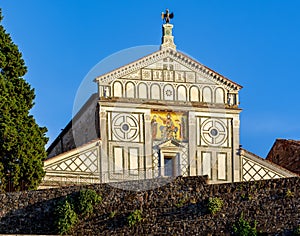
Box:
(233, 213, 257, 236)
(175, 195, 189, 208)
(56, 199, 78, 235)
(294, 225, 300, 235)
(77, 189, 102, 217)
(109, 211, 116, 218)
(207, 197, 223, 214)
(285, 189, 294, 198)
(55, 190, 102, 234)
(241, 193, 252, 201)
(127, 209, 142, 227)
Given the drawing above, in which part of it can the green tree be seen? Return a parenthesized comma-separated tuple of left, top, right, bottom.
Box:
(0, 9, 48, 191)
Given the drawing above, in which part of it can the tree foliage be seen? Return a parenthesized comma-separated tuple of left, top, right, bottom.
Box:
(0, 9, 48, 191)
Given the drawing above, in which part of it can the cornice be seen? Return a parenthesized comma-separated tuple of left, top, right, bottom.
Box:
(98, 98, 242, 113)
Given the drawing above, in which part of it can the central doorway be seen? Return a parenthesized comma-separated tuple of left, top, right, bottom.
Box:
(163, 153, 180, 177)
(164, 156, 174, 176)
(158, 139, 183, 177)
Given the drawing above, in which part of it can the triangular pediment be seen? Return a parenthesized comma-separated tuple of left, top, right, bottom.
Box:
(95, 48, 242, 91)
(158, 139, 183, 148)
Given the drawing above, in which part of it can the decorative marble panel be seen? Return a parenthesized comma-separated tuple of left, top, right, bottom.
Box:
(242, 157, 282, 181)
(186, 72, 196, 83)
(113, 146, 124, 174)
(217, 153, 227, 180)
(111, 113, 141, 142)
(202, 152, 212, 179)
(174, 71, 185, 82)
(45, 148, 98, 173)
(122, 70, 140, 80)
(200, 118, 228, 147)
(108, 143, 144, 180)
(153, 70, 163, 81)
(180, 142, 189, 176)
(128, 147, 139, 175)
(163, 70, 174, 82)
(142, 69, 152, 80)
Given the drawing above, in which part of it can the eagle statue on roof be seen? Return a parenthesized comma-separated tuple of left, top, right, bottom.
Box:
(161, 9, 174, 24)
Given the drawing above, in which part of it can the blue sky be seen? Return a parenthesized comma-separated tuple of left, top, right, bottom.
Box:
(1, 1, 300, 157)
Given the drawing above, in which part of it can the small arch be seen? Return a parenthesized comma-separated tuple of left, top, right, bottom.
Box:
(202, 86, 212, 103)
(138, 83, 148, 99)
(190, 86, 200, 102)
(125, 81, 135, 98)
(215, 87, 225, 104)
(177, 85, 187, 101)
(163, 84, 175, 101)
(113, 81, 123, 97)
(150, 83, 161, 100)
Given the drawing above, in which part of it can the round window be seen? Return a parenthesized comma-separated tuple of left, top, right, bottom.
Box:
(121, 123, 129, 132)
(210, 128, 218, 137)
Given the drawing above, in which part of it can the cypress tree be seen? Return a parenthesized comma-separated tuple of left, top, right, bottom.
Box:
(0, 9, 48, 191)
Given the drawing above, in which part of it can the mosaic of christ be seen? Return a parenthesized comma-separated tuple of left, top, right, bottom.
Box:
(150, 111, 188, 141)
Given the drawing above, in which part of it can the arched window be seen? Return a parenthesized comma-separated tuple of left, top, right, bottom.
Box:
(125, 82, 135, 98)
(177, 85, 187, 101)
(113, 81, 123, 97)
(215, 87, 225, 104)
(163, 84, 174, 101)
(138, 83, 148, 99)
(190, 86, 200, 102)
(202, 86, 212, 103)
(150, 84, 161, 100)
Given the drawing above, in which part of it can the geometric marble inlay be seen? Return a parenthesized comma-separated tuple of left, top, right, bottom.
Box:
(201, 118, 227, 146)
(242, 158, 281, 181)
(46, 149, 98, 173)
(112, 113, 139, 141)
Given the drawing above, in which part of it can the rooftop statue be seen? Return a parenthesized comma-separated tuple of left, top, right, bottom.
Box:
(161, 9, 174, 24)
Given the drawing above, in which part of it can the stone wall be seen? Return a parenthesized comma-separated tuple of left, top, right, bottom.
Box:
(0, 176, 299, 235)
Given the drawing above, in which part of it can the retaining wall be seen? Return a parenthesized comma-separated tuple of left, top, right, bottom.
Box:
(0, 176, 299, 235)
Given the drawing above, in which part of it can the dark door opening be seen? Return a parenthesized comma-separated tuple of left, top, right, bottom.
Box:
(164, 156, 174, 176)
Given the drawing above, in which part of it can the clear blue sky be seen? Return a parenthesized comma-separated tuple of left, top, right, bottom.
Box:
(1, 1, 300, 157)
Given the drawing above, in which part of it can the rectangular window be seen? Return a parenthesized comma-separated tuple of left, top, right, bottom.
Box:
(202, 152, 212, 179)
(129, 147, 139, 175)
(113, 147, 124, 174)
(217, 153, 227, 180)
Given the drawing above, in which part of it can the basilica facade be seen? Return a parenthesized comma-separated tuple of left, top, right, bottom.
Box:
(43, 17, 296, 188)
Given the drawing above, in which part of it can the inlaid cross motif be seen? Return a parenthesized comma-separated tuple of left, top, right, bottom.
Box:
(163, 58, 174, 70)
